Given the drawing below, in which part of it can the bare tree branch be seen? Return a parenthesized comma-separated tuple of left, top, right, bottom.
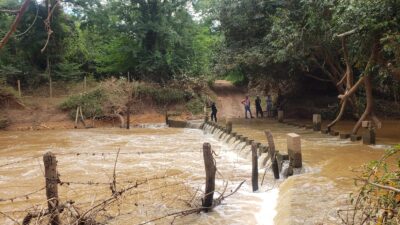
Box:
(0, 9, 20, 14)
(0, 0, 31, 50)
(368, 181, 400, 193)
(41, 0, 60, 53)
(304, 73, 332, 82)
(336, 28, 358, 38)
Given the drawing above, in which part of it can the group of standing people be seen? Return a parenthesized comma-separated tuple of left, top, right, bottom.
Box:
(241, 95, 273, 119)
(208, 94, 276, 122)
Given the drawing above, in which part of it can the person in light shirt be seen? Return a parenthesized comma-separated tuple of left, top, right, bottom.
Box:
(241, 96, 253, 119)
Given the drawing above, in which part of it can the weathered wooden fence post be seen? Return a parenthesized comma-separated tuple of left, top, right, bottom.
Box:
(278, 110, 284, 122)
(265, 130, 279, 179)
(251, 143, 259, 192)
(226, 121, 232, 134)
(74, 106, 79, 129)
(126, 105, 130, 129)
(83, 76, 87, 93)
(272, 155, 280, 179)
(312, 114, 321, 131)
(17, 79, 21, 97)
(287, 133, 302, 168)
(43, 152, 60, 225)
(202, 143, 216, 211)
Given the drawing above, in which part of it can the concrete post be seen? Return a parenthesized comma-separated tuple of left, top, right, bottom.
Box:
(361, 120, 375, 145)
(350, 134, 362, 141)
(287, 133, 302, 168)
(278, 110, 284, 123)
(362, 129, 376, 145)
(362, 121, 371, 128)
(312, 114, 321, 131)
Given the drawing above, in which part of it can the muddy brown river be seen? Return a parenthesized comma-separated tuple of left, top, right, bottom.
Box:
(0, 119, 399, 224)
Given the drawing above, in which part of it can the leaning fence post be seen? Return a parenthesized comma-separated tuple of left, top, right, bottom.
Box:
(74, 106, 79, 128)
(272, 154, 280, 179)
(251, 143, 259, 192)
(43, 152, 60, 225)
(202, 143, 216, 212)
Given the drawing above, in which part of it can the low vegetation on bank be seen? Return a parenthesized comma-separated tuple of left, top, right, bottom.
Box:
(59, 77, 209, 121)
(340, 145, 400, 224)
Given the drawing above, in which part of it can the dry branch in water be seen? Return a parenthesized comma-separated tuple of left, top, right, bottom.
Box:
(137, 180, 246, 225)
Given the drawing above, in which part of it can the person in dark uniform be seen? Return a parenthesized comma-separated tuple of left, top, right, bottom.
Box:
(210, 102, 218, 122)
(255, 96, 263, 118)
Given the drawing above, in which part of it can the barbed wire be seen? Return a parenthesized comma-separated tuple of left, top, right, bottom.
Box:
(0, 150, 201, 168)
(0, 187, 45, 203)
(0, 156, 41, 168)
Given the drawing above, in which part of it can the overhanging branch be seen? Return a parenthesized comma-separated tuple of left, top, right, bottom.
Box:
(336, 28, 358, 38)
(0, 9, 20, 14)
(0, 0, 31, 50)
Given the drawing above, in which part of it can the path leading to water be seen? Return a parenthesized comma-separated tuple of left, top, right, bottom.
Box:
(212, 80, 247, 119)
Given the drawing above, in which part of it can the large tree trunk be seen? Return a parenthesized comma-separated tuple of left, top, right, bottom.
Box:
(327, 37, 355, 130)
(349, 43, 380, 134)
(351, 74, 376, 134)
(329, 40, 381, 134)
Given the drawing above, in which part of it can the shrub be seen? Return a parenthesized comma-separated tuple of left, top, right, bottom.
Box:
(60, 88, 106, 118)
(338, 145, 400, 224)
(0, 85, 20, 103)
(225, 69, 248, 86)
(137, 85, 188, 105)
(0, 115, 9, 129)
(186, 97, 204, 115)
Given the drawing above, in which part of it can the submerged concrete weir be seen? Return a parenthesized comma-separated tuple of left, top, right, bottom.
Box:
(199, 120, 302, 179)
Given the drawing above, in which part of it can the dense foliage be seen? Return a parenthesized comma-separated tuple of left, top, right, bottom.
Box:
(214, 0, 400, 131)
(0, 0, 221, 87)
(1, 0, 400, 125)
(217, 0, 400, 102)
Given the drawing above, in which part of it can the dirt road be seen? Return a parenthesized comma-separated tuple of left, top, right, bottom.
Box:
(212, 80, 247, 119)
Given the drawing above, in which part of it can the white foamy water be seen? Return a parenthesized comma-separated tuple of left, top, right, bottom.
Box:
(0, 127, 279, 225)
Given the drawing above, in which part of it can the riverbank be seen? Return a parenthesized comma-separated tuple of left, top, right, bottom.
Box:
(0, 78, 212, 131)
